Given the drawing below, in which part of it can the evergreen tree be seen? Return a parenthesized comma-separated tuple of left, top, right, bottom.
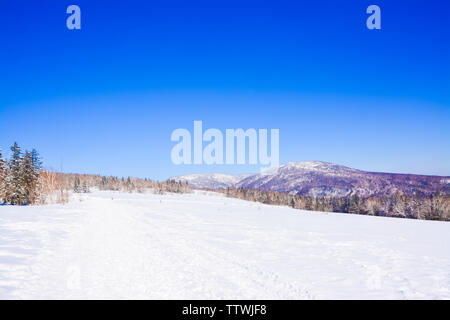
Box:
(17, 149, 41, 205)
(21, 151, 35, 204)
(0, 150, 8, 203)
(100, 176, 107, 190)
(290, 197, 296, 208)
(30, 149, 42, 203)
(73, 177, 81, 193)
(9, 142, 25, 205)
(31, 149, 42, 172)
(126, 177, 134, 192)
(2, 143, 42, 205)
(82, 181, 90, 193)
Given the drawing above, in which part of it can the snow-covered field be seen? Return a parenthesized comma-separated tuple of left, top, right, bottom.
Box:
(0, 190, 449, 299)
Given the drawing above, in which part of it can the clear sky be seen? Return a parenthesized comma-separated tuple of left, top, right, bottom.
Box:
(0, 0, 449, 180)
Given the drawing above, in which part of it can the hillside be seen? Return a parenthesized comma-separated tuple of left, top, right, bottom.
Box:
(174, 161, 450, 197)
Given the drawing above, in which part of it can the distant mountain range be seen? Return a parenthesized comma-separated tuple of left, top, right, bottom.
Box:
(172, 161, 450, 198)
(172, 173, 252, 190)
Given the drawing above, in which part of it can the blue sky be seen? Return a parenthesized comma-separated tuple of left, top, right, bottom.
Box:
(0, 0, 449, 179)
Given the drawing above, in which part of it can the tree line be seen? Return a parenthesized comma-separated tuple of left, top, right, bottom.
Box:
(220, 188, 450, 221)
(49, 172, 191, 203)
(1, 142, 192, 206)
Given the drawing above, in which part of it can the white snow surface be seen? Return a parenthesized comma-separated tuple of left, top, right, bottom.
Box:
(0, 190, 449, 299)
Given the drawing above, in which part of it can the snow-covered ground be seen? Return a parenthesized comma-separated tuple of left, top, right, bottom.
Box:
(0, 190, 449, 299)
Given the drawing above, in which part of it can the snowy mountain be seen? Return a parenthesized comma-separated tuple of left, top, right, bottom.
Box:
(236, 161, 450, 197)
(174, 161, 450, 197)
(172, 173, 251, 189)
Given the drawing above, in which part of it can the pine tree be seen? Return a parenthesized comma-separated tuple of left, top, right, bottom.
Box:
(82, 181, 90, 193)
(21, 151, 35, 204)
(31, 149, 42, 171)
(0, 144, 43, 205)
(30, 149, 42, 203)
(0, 150, 8, 203)
(9, 142, 25, 205)
(126, 177, 134, 192)
(290, 197, 296, 208)
(14, 150, 40, 205)
(73, 177, 81, 193)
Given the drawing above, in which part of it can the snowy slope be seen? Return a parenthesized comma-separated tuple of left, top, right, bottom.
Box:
(0, 190, 449, 299)
(172, 173, 251, 189)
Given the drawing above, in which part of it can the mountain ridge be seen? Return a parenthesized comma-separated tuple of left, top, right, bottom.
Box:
(172, 161, 450, 197)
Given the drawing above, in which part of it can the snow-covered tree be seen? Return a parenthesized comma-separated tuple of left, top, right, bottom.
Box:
(0, 150, 9, 203)
(30, 149, 42, 203)
(82, 181, 90, 193)
(388, 192, 408, 218)
(9, 142, 25, 205)
(21, 150, 42, 204)
(73, 177, 81, 193)
(349, 194, 366, 214)
(420, 192, 449, 221)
